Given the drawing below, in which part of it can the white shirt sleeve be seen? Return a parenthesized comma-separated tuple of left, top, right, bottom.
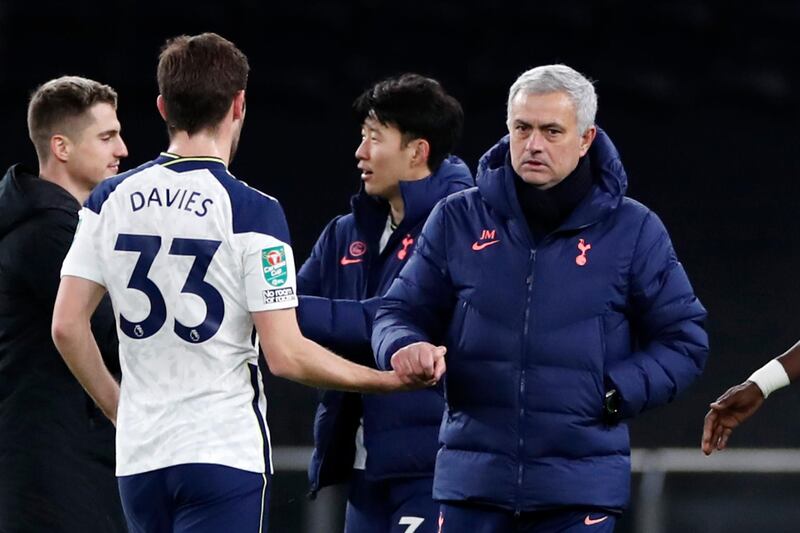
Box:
(61, 208, 105, 286)
(241, 234, 299, 312)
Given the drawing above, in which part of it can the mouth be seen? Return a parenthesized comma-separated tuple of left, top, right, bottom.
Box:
(360, 168, 374, 180)
(108, 162, 120, 172)
(521, 159, 546, 170)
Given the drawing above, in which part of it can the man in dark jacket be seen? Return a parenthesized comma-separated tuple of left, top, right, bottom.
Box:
(297, 73, 470, 532)
(373, 65, 709, 532)
(0, 76, 129, 532)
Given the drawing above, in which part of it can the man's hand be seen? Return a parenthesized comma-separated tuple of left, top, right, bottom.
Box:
(701, 381, 764, 455)
(390, 341, 447, 387)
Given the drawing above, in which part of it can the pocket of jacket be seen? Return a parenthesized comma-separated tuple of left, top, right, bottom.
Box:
(596, 315, 610, 421)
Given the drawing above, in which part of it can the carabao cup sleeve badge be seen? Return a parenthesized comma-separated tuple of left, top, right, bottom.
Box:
(261, 246, 288, 287)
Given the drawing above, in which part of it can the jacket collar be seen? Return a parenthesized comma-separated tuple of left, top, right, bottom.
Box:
(475, 127, 627, 231)
(157, 152, 228, 173)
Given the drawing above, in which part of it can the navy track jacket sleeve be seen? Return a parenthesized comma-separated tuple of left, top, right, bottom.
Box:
(372, 201, 456, 370)
(605, 212, 709, 419)
(296, 218, 380, 366)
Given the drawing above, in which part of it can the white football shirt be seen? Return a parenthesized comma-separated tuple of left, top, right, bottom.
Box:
(62, 153, 297, 476)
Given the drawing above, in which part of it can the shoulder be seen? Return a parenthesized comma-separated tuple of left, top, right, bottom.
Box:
(329, 212, 355, 234)
(210, 169, 289, 241)
(84, 160, 161, 214)
(0, 210, 75, 272)
(616, 197, 656, 227)
(616, 197, 673, 248)
(309, 213, 354, 254)
(84, 161, 161, 214)
(6, 208, 75, 244)
(436, 186, 482, 215)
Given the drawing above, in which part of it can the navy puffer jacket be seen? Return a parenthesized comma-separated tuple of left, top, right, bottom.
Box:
(297, 157, 473, 494)
(373, 129, 708, 512)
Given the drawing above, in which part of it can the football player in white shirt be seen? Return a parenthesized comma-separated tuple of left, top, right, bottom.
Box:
(51, 33, 445, 533)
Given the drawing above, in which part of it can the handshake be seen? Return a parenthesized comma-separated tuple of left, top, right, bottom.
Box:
(389, 341, 447, 388)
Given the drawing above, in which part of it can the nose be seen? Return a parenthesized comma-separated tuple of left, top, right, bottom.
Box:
(116, 136, 129, 159)
(355, 137, 369, 161)
(524, 130, 543, 153)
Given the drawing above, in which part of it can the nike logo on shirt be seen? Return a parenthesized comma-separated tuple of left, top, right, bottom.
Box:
(340, 256, 363, 266)
(471, 240, 500, 251)
(584, 515, 609, 526)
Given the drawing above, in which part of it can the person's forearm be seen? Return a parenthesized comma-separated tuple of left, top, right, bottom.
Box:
(748, 340, 800, 399)
(776, 340, 800, 381)
(265, 336, 400, 393)
(53, 320, 120, 424)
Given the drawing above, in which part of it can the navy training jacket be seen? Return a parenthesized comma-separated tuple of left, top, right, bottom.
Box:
(297, 156, 473, 494)
(372, 129, 708, 512)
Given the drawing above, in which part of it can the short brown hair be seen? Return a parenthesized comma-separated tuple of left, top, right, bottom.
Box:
(157, 33, 249, 135)
(27, 76, 118, 160)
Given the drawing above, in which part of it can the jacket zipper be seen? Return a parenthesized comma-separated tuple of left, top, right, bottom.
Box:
(517, 247, 536, 512)
(509, 196, 600, 511)
(314, 236, 374, 495)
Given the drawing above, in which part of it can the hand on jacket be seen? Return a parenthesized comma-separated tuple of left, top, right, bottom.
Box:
(390, 341, 447, 387)
(701, 381, 764, 455)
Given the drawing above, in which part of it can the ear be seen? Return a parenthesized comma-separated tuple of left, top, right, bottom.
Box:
(232, 90, 246, 121)
(50, 134, 70, 163)
(410, 138, 430, 168)
(156, 95, 167, 121)
(579, 125, 597, 157)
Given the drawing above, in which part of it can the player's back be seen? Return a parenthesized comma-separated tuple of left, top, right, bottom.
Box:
(62, 153, 298, 476)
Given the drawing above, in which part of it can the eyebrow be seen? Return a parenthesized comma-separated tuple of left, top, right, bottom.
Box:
(97, 128, 120, 137)
(513, 119, 564, 130)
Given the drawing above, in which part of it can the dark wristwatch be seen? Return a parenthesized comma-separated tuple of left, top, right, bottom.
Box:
(603, 388, 621, 422)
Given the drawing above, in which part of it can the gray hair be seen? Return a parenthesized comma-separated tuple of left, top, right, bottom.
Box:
(506, 64, 597, 134)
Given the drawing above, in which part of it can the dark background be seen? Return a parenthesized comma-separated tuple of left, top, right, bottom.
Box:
(2, 0, 799, 464)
